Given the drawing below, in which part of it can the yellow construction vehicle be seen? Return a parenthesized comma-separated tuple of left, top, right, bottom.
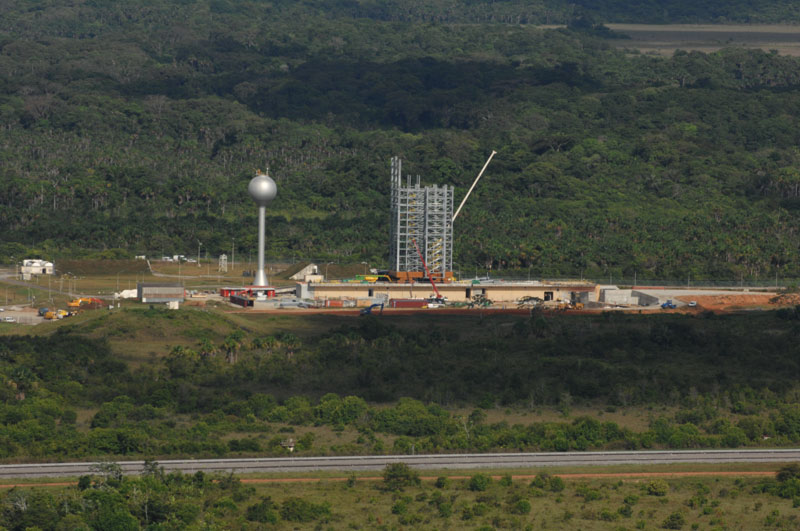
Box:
(67, 297, 105, 309)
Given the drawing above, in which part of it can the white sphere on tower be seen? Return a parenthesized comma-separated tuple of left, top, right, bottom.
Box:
(248, 171, 277, 206)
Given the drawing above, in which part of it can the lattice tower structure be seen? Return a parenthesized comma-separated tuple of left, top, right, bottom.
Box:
(389, 156, 453, 279)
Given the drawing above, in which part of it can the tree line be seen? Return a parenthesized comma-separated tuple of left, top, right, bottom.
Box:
(3, 1, 800, 279)
(3, 310, 800, 459)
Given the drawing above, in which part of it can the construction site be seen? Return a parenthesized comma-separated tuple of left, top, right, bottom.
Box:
(0, 154, 796, 322)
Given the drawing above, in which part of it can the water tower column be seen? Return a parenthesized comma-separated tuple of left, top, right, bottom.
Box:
(255, 204, 268, 286)
(247, 170, 277, 288)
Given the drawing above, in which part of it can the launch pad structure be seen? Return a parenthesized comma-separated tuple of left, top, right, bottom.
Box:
(388, 156, 454, 282)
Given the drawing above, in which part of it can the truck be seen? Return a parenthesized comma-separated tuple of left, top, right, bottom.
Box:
(661, 300, 677, 309)
(68, 297, 106, 310)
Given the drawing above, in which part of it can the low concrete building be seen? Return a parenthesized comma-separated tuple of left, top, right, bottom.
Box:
(600, 288, 640, 306)
(307, 280, 598, 304)
(21, 259, 54, 280)
(137, 283, 185, 303)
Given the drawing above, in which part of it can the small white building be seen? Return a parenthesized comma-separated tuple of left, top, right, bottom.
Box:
(21, 259, 54, 280)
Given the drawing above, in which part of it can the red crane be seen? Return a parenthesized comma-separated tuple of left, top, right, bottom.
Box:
(411, 238, 443, 301)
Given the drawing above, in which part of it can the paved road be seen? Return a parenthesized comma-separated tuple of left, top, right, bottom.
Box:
(1, 449, 797, 479)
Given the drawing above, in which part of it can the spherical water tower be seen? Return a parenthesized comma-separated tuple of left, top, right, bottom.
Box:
(248, 170, 277, 287)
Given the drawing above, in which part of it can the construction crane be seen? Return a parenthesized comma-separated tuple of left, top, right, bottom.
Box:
(452, 150, 497, 223)
(411, 238, 444, 302)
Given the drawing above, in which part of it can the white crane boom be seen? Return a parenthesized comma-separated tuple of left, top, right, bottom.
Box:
(452, 150, 497, 223)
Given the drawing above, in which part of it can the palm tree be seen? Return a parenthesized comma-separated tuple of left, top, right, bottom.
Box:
(198, 338, 218, 358)
(278, 332, 301, 360)
(223, 332, 244, 364)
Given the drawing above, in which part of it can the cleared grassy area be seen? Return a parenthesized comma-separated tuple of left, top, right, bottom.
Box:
(607, 23, 800, 56)
(2, 466, 796, 529)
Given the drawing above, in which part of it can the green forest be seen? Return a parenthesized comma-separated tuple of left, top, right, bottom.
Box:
(3, 308, 800, 461)
(2, 1, 800, 279)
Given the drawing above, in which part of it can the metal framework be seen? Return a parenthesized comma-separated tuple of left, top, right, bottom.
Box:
(389, 156, 453, 278)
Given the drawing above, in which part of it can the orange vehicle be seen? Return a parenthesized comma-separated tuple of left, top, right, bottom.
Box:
(67, 297, 105, 309)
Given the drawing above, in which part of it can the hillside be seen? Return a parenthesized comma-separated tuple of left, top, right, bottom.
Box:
(2, 1, 800, 280)
(3, 308, 800, 462)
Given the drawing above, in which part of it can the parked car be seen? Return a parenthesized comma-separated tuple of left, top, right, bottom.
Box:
(688, 301, 697, 307)
(2, 316, 16, 323)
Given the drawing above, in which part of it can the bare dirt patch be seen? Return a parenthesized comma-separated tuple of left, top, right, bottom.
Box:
(679, 293, 774, 311)
(607, 23, 800, 56)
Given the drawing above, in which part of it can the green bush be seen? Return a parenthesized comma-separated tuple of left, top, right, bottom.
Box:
(382, 463, 420, 491)
(469, 473, 492, 492)
(280, 497, 330, 522)
(530, 472, 550, 489)
(662, 511, 685, 529)
(624, 494, 639, 505)
(510, 499, 531, 515)
(246, 497, 279, 523)
(777, 464, 800, 482)
(646, 479, 669, 496)
(549, 476, 566, 492)
(472, 502, 490, 516)
(438, 502, 453, 517)
(577, 485, 602, 502)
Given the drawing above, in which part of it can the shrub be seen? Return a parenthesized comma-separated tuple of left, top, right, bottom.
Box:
(438, 502, 453, 517)
(623, 494, 639, 505)
(576, 485, 602, 502)
(777, 464, 800, 482)
(469, 473, 492, 492)
(228, 438, 261, 452)
(280, 497, 330, 522)
(530, 472, 550, 489)
(382, 463, 420, 491)
(499, 474, 513, 487)
(618, 504, 633, 518)
(646, 479, 669, 496)
(549, 476, 566, 492)
(510, 499, 531, 515)
(435, 476, 450, 489)
(662, 511, 685, 529)
(472, 502, 490, 516)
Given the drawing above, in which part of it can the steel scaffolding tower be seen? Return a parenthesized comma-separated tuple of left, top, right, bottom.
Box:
(389, 156, 453, 279)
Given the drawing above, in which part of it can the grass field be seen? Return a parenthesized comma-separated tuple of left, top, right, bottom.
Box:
(241, 472, 796, 530)
(2, 465, 798, 530)
(606, 23, 800, 56)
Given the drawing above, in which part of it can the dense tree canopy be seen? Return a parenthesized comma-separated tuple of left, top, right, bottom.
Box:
(2, 309, 800, 460)
(2, 1, 800, 279)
